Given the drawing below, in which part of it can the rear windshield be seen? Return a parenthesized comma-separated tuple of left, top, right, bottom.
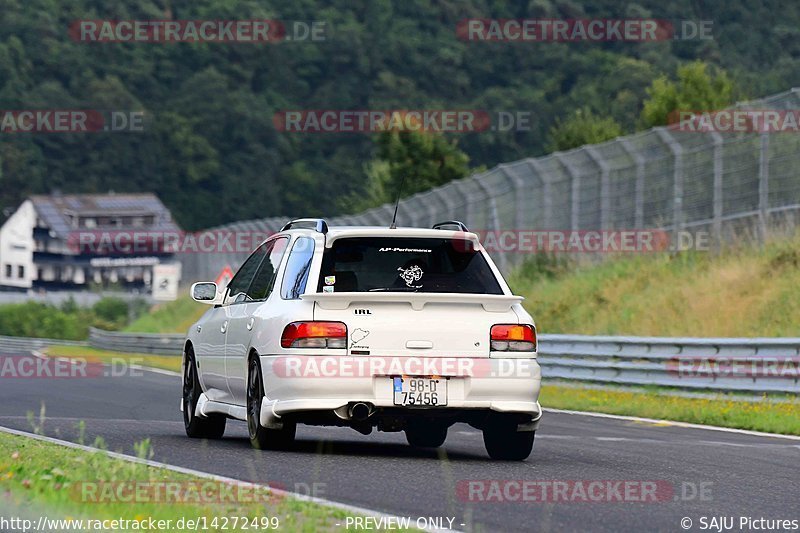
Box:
(317, 237, 503, 294)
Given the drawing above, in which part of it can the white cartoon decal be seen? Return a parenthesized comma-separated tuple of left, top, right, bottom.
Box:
(397, 265, 423, 288)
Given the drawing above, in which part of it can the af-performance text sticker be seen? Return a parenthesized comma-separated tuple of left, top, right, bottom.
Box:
(379, 247, 432, 253)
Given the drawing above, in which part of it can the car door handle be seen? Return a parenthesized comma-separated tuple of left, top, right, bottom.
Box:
(247, 318, 255, 331)
(220, 321, 228, 334)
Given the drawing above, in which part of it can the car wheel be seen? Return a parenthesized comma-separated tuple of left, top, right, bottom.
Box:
(247, 357, 296, 450)
(405, 420, 448, 448)
(483, 418, 534, 461)
(183, 346, 226, 439)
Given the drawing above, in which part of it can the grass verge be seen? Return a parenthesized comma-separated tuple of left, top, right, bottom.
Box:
(508, 235, 800, 336)
(44, 345, 181, 373)
(124, 297, 206, 334)
(541, 383, 800, 435)
(0, 431, 410, 532)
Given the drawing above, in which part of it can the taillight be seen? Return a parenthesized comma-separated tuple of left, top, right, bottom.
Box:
(281, 321, 347, 349)
(490, 324, 536, 352)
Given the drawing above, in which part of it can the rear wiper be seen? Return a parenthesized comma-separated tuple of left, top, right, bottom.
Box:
(367, 287, 421, 292)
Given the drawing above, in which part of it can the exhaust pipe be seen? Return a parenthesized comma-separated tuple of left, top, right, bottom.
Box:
(348, 402, 374, 422)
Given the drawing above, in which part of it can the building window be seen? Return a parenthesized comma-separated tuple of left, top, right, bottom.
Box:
(4, 264, 10, 278)
(17, 265, 25, 279)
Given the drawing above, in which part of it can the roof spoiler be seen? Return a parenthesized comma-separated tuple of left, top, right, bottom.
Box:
(280, 218, 329, 234)
(432, 220, 469, 232)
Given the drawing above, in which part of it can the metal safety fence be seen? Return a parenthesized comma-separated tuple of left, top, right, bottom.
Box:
(88, 327, 184, 356)
(10, 330, 784, 395)
(180, 88, 800, 282)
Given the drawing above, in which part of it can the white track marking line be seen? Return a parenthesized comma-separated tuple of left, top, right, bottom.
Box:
(0, 425, 463, 533)
(131, 364, 181, 377)
(544, 408, 800, 441)
(0, 415, 179, 423)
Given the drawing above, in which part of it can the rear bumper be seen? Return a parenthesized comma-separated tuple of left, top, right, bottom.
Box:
(258, 355, 542, 427)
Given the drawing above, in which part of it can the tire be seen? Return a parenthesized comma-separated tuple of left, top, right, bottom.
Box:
(183, 346, 226, 439)
(405, 420, 448, 448)
(483, 418, 534, 461)
(247, 356, 296, 450)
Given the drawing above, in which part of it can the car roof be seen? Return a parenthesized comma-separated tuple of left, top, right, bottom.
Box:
(282, 225, 480, 242)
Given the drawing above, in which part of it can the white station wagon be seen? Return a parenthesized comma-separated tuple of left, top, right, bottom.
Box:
(182, 219, 542, 460)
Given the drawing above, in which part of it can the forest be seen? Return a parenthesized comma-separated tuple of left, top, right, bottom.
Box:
(1, 0, 799, 229)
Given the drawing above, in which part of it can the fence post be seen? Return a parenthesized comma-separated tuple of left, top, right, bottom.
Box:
(619, 138, 646, 228)
(375, 205, 396, 227)
(656, 129, 684, 234)
(361, 206, 386, 226)
(526, 158, 552, 228)
(473, 172, 506, 272)
(451, 180, 473, 227)
(710, 131, 724, 248)
(758, 132, 770, 242)
(436, 184, 459, 222)
(555, 154, 581, 231)
(416, 192, 439, 228)
(585, 146, 611, 228)
(498, 164, 526, 230)
(429, 189, 452, 225)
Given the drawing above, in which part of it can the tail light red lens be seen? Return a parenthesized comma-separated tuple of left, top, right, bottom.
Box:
(281, 321, 347, 349)
(490, 324, 537, 352)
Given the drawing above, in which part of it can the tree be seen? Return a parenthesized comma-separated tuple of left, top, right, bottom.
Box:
(342, 126, 470, 212)
(547, 108, 623, 152)
(640, 61, 735, 128)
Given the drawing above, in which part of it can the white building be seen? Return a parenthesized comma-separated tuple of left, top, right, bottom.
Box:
(0, 193, 181, 292)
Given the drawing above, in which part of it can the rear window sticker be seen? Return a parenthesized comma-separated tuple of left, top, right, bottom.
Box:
(397, 264, 423, 288)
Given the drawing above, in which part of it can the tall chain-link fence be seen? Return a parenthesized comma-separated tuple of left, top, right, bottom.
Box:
(181, 88, 800, 282)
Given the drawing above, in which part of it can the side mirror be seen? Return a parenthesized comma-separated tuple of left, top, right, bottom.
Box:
(191, 282, 221, 304)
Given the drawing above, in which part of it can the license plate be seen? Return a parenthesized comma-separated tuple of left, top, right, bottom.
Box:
(392, 376, 447, 406)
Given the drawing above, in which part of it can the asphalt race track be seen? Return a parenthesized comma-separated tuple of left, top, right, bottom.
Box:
(1, 358, 798, 532)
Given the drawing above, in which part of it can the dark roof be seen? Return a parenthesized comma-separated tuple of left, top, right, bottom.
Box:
(30, 193, 180, 237)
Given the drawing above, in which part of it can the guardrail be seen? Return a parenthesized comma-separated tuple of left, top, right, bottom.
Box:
(88, 328, 184, 356)
(0, 334, 87, 354)
(538, 334, 800, 394)
(86, 330, 800, 393)
(7, 329, 796, 394)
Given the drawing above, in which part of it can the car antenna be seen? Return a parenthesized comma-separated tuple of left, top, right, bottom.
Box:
(389, 174, 407, 229)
